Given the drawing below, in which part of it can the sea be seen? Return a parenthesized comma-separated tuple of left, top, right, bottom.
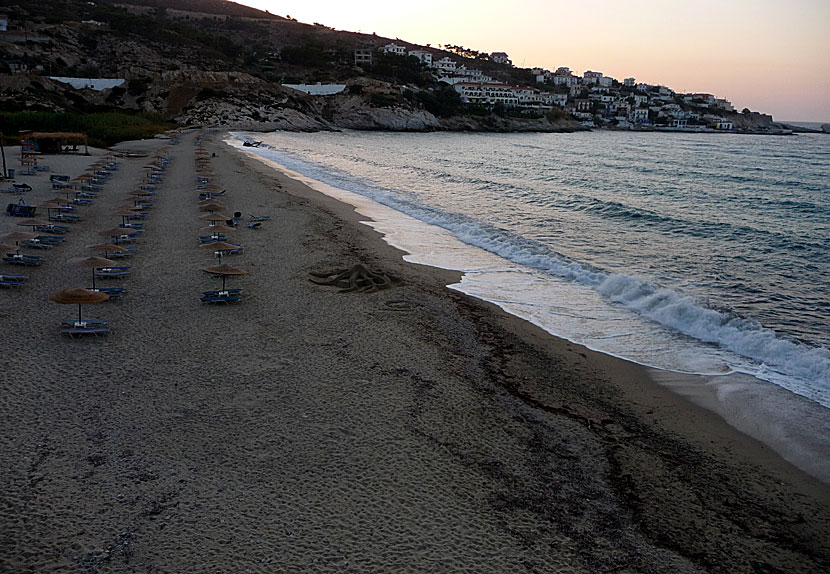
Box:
(228, 129, 830, 479)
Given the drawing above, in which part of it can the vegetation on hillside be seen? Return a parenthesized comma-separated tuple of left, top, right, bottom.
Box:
(0, 111, 171, 147)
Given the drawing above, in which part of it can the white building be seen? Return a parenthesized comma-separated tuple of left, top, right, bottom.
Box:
(713, 119, 733, 130)
(382, 43, 407, 56)
(624, 77, 636, 87)
(282, 83, 347, 96)
(354, 49, 373, 67)
(50, 77, 126, 91)
(583, 70, 603, 85)
(491, 52, 512, 65)
(553, 69, 578, 87)
(454, 82, 519, 107)
(632, 108, 650, 123)
(432, 57, 457, 73)
(541, 93, 568, 107)
(714, 98, 734, 112)
(408, 50, 432, 66)
(598, 76, 613, 87)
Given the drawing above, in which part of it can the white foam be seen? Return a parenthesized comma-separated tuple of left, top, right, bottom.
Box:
(227, 134, 830, 408)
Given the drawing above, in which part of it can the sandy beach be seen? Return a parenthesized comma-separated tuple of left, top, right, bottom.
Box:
(1, 130, 828, 573)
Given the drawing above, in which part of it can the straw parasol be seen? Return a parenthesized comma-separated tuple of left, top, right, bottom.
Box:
(99, 228, 137, 244)
(199, 240, 240, 263)
(70, 256, 117, 289)
(199, 201, 227, 213)
(1, 231, 37, 252)
(49, 288, 109, 324)
(200, 225, 235, 235)
(199, 213, 231, 221)
(87, 243, 130, 258)
(202, 264, 248, 290)
(0, 243, 18, 254)
(16, 218, 52, 231)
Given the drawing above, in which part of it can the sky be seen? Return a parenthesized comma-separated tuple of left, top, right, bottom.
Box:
(236, 0, 830, 121)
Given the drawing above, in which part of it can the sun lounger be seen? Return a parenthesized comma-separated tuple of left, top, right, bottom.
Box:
(23, 239, 54, 249)
(34, 165, 50, 172)
(34, 235, 64, 244)
(50, 213, 81, 223)
(50, 174, 71, 183)
(71, 198, 93, 206)
(200, 294, 241, 304)
(61, 325, 110, 337)
(94, 266, 131, 279)
(249, 214, 271, 222)
(1, 273, 28, 281)
(3, 254, 41, 266)
(199, 235, 227, 243)
(0, 277, 25, 287)
(76, 191, 96, 199)
(62, 318, 108, 327)
(202, 289, 242, 296)
(90, 287, 125, 299)
(81, 184, 103, 192)
(6, 203, 37, 217)
(36, 224, 70, 234)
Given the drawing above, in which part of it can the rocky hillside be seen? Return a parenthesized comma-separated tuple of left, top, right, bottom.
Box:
(0, 0, 584, 133)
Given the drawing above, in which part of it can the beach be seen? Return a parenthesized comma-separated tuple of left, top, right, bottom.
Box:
(1, 130, 828, 572)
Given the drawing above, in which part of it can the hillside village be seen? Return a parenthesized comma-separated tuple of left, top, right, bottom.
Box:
(0, 0, 795, 134)
(359, 43, 765, 132)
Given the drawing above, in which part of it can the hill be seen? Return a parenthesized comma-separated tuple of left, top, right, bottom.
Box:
(0, 0, 582, 133)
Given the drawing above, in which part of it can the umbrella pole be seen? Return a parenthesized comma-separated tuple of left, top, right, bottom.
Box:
(92, 268, 96, 289)
(78, 303, 82, 324)
(222, 275, 227, 290)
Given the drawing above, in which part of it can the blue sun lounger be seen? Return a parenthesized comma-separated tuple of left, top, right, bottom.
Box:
(23, 238, 55, 249)
(0, 273, 27, 287)
(90, 287, 126, 299)
(3, 253, 41, 266)
(200, 293, 241, 304)
(61, 325, 110, 337)
(94, 266, 131, 279)
(6, 203, 37, 217)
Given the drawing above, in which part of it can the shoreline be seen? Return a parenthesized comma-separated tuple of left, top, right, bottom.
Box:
(229, 133, 830, 485)
(1, 130, 828, 572)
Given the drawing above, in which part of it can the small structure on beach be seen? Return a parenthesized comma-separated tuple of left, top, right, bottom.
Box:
(20, 131, 89, 155)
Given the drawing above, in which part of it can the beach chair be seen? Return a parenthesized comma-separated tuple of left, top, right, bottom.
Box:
(0, 273, 27, 287)
(50, 174, 71, 183)
(81, 184, 104, 192)
(202, 288, 242, 296)
(90, 287, 126, 299)
(249, 214, 271, 222)
(200, 292, 241, 304)
(6, 203, 37, 217)
(2, 183, 33, 194)
(23, 238, 54, 249)
(36, 223, 70, 234)
(3, 253, 42, 266)
(94, 266, 131, 279)
(76, 191, 96, 199)
(199, 234, 227, 244)
(61, 325, 110, 337)
(50, 213, 81, 223)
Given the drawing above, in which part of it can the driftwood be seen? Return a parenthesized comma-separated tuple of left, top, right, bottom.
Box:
(310, 264, 395, 293)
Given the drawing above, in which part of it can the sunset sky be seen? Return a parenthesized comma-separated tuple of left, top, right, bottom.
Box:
(238, 0, 829, 121)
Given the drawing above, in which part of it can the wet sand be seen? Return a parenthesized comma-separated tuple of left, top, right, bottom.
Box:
(1, 130, 828, 573)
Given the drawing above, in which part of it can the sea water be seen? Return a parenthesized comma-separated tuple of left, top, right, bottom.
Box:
(229, 130, 830, 412)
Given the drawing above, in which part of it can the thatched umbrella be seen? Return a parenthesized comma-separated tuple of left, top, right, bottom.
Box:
(0, 231, 37, 253)
(112, 207, 144, 226)
(87, 243, 130, 258)
(15, 218, 52, 232)
(0, 243, 18, 254)
(199, 213, 232, 226)
(199, 240, 240, 263)
(198, 201, 227, 214)
(70, 256, 117, 289)
(99, 228, 138, 244)
(49, 288, 109, 324)
(202, 264, 247, 290)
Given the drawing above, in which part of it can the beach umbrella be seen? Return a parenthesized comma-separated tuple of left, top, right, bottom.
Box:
(16, 218, 52, 232)
(111, 207, 144, 226)
(99, 228, 138, 244)
(199, 240, 240, 263)
(202, 264, 247, 290)
(0, 231, 37, 253)
(0, 243, 18, 254)
(199, 201, 227, 213)
(200, 225, 235, 236)
(87, 243, 130, 258)
(199, 213, 232, 226)
(49, 288, 109, 325)
(70, 256, 117, 289)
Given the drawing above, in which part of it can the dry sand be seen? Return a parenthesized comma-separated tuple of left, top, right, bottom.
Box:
(1, 130, 828, 573)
